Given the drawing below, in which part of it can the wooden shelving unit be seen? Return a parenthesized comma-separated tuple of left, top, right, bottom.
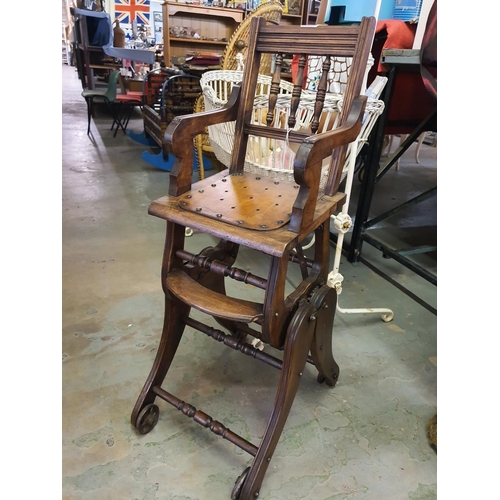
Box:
(162, 2, 244, 67)
(301, 0, 328, 25)
(279, 0, 327, 26)
(72, 9, 121, 90)
(280, 13, 302, 26)
(160, 0, 328, 72)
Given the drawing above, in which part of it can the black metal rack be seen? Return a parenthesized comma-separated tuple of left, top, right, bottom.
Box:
(346, 49, 437, 287)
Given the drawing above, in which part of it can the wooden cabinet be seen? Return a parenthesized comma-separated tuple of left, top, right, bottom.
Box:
(160, 0, 326, 70)
(280, 0, 327, 26)
(280, 12, 302, 26)
(162, 2, 244, 67)
(301, 0, 323, 25)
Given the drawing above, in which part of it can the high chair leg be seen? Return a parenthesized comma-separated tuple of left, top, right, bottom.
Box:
(309, 285, 340, 386)
(234, 299, 318, 500)
(131, 223, 192, 432)
(131, 295, 191, 433)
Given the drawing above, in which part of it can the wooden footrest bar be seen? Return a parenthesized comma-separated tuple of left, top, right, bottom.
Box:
(185, 316, 283, 370)
(152, 385, 258, 457)
(167, 269, 264, 323)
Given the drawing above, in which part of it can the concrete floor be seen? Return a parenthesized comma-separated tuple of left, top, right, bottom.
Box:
(62, 63, 437, 500)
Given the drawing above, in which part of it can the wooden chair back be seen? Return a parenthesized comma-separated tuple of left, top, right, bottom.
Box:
(165, 16, 376, 235)
(193, 0, 284, 179)
(230, 16, 376, 196)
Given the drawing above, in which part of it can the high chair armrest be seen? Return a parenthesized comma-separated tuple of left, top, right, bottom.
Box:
(164, 86, 241, 196)
(295, 95, 367, 171)
(290, 95, 367, 233)
(164, 86, 241, 158)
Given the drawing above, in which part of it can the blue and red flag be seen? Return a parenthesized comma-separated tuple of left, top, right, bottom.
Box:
(115, 0, 150, 25)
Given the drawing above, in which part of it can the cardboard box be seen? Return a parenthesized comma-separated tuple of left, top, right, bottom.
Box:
(126, 79, 144, 92)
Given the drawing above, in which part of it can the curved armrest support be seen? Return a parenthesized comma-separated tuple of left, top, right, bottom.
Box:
(289, 95, 367, 233)
(165, 86, 241, 196)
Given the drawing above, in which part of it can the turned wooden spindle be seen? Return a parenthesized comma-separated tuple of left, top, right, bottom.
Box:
(152, 385, 258, 456)
(185, 316, 284, 370)
(176, 249, 268, 289)
(289, 54, 306, 129)
(266, 53, 283, 126)
(311, 57, 331, 134)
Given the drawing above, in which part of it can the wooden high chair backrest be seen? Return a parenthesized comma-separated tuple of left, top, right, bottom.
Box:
(229, 16, 376, 196)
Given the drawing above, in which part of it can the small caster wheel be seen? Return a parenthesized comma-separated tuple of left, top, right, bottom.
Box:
(231, 466, 250, 500)
(317, 374, 326, 384)
(136, 403, 159, 434)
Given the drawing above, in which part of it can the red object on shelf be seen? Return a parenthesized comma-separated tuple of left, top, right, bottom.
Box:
(367, 19, 436, 135)
(290, 16, 437, 136)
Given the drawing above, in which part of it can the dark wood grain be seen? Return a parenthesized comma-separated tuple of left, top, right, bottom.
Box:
(166, 268, 264, 323)
(148, 185, 346, 258)
(132, 16, 377, 500)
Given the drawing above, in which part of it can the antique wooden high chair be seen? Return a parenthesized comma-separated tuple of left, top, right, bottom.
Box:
(131, 16, 376, 500)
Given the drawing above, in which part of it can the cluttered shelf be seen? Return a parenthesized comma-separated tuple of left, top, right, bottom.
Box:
(163, 1, 244, 67)
(169, 37, 229, 46)
(72, 7, 158, 90)
(166, 2, 246, 22)
(161, 0, 322, 68)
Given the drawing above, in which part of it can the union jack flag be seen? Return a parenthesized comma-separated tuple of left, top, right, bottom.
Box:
(115, 0, 150, 25)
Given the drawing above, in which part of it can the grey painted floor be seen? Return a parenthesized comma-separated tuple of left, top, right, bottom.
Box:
(62, 64, 437, 500)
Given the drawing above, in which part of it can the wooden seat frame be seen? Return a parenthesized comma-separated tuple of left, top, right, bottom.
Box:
(131, 16, 376, 500)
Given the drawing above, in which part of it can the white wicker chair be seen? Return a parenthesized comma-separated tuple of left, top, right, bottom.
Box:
(200, 64, 394, 323)
(201, 69, 386, 186)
